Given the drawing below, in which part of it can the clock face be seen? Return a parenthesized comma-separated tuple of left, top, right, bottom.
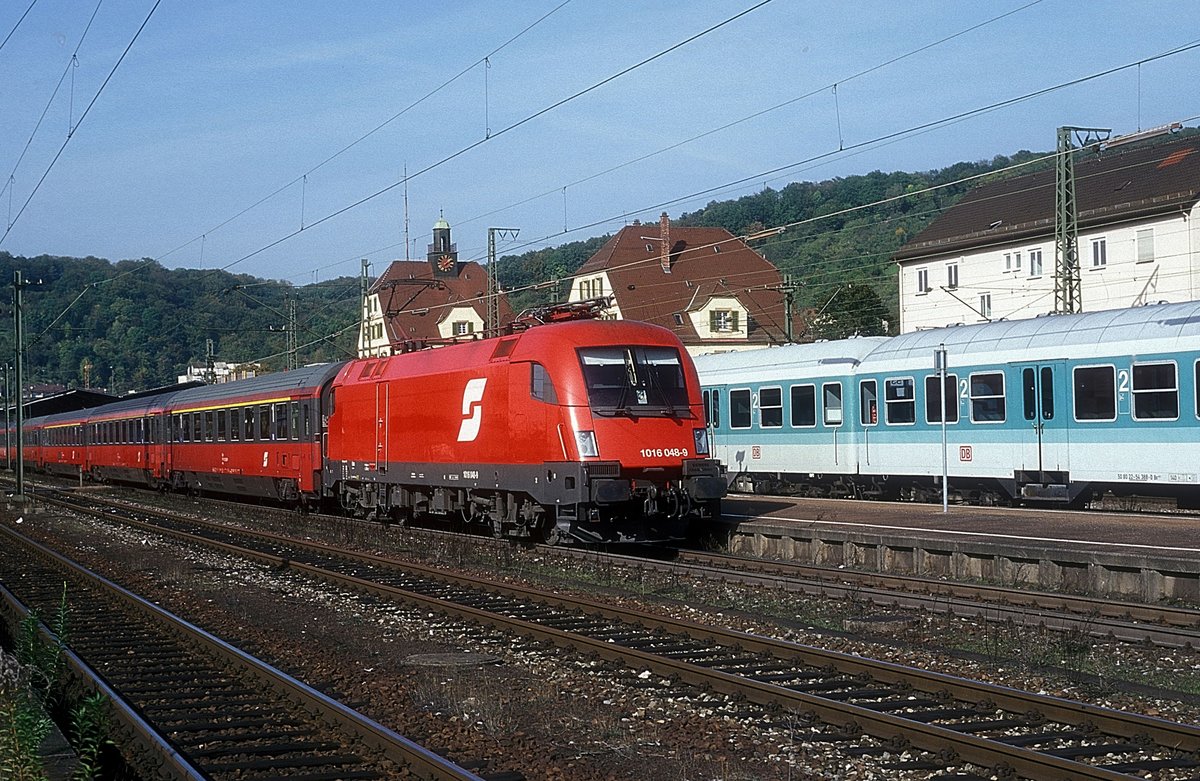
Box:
(437, 254, 454, 272)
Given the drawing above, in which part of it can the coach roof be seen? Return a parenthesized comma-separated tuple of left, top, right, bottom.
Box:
(168, 362, 346, 408)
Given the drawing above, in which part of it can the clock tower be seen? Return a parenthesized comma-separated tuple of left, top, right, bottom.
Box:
(427, 214, 458, 277)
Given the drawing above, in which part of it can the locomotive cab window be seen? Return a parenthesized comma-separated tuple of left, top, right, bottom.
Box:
(823, 383, 843, 426)
(884, 377, 916, 424)
(925, 374, 958, 424)
(729, 389, 752, 429)
(578, 346, 690, 417)
(859, 380, 878, 426)
(1132, 362, 1177, 420)
(1073, 365, 1116, 421)
(790, 384, 816, 427)
(969, 372, 1006, 423)
(759, 386, 783, 428)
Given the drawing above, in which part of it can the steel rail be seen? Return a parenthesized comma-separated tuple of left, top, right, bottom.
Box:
(0, 523, 488, 781)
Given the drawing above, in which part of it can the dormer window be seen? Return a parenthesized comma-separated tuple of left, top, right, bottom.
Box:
(710, 310, 739, 333)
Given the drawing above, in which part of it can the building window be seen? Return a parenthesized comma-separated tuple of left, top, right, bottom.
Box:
(1029, 249, 1043, 278)
(916, 267, 930, 294)
(946, 263, 959, 290)
(979, 293, 992, 320)
(1091, 237, 1107, 268)
(593, 277, 604, 297)
(453, 321, 473, 336)
(580, 280, 591, 298)
(1003, 252, 1022, 272)
(759, 387, 783, 428)
(1136, 228, 1155, 263)
(710, 310, 739, 333)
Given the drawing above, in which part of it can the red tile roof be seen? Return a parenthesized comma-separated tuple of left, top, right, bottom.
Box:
(894, 136, 1200, 262)
(370, 260, 514, 342)
(576, 221, 791, 346)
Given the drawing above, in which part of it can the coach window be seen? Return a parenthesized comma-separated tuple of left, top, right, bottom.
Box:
(1073, 365, 1116, 421)
(859, 380, 878, 426)
(1196, 361, 1200, 419)
(925, 374, 958, 423)
(530, 363, 559, 404)
(711, 390, 721, 428)
(730, 389, 752, 429)
(190, 413, 201, 442)
(759, 386, 783, 428)
(885, 378, 916, 424)
(202, 411, 213, 441)
(823, 383, 843, 426)
(244, 408, 256, 441)
(275, 403, 289, 440)
(302, 402, 312, 439)
(216, 410, 227, 441)
(1132, 362, 1177, 420)
(290, 402, 300, 440)
(969, 372, 1006, 422)
(790, 384, 816, 427)
(259, 405, 271, 440)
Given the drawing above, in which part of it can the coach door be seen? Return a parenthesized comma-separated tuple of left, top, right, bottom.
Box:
(1018, 364, 1069, 481)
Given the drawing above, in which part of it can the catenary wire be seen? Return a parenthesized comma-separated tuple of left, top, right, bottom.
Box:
(0, 0, 161, 246)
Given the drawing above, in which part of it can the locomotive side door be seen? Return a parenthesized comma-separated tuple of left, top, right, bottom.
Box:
(374, 380, 389, 473)
(1018, 364, 1069, 484)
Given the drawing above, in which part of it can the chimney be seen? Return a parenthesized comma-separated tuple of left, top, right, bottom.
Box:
(659, 212, 671, 274)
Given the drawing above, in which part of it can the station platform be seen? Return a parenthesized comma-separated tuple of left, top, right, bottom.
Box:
(719, 496, 1200, 603)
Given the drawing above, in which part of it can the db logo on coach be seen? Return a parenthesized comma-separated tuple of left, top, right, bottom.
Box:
(959, 445, 973, 462)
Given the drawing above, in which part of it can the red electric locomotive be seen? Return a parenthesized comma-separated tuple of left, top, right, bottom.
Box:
(325, 316, 725, 542)
(14, 309, 725, 543)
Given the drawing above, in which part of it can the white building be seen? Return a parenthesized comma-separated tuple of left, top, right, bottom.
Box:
(894, 136, 1200, 332)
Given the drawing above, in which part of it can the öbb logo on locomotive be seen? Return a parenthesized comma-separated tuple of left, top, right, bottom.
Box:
(456, 377, 487, 443)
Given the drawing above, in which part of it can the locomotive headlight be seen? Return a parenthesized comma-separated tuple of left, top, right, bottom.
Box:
(575, 430, 599, 458)
(693, 428, 709, 455)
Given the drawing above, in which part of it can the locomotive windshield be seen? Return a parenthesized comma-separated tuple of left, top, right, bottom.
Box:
(578, 346, 691, 416)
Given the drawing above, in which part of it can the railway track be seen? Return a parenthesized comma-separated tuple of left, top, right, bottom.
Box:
(44, 479, 1200, 648)
(30, 488, 1200, 780)
(557, 545, 1200, 648)
(0, 522, 494, 781)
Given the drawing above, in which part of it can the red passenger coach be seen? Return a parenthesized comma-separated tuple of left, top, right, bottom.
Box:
(163, 363, 344, 502)
(326, 318, 725, 542)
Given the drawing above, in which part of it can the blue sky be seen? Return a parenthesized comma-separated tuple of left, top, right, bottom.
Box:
(1, 1, 1197, 283)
